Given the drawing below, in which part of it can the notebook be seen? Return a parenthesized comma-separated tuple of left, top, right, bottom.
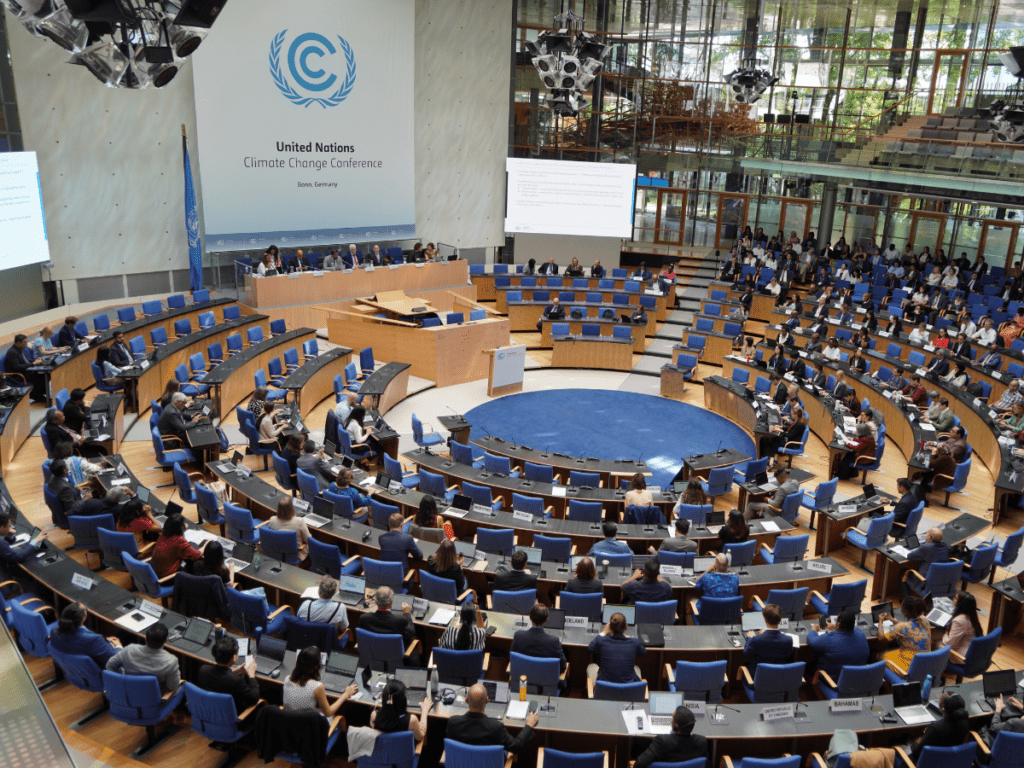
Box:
(602, 604, 635, 625)
(321, 652, 359, 692)
(893, 682, 933, 724)
(254, 635, 287, 675)
(648, 692, 682, 733)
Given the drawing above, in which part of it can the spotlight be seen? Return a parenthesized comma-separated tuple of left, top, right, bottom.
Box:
(67, 39, 130, 86)
(725, 66, 778, 104)
(985, 99, 1024, 143)
(34, 5, 88, 50)
(167, 25, 206, 57)
(527, 10, 610, 117)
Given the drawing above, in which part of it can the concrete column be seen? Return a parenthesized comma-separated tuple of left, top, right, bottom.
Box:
(817, 181, 838, 244)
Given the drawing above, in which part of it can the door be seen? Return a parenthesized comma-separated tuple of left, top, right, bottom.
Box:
(655, 189, 688, 245)
(781, 199, 812, 240)
(979, 220, 1021, 270)
(633, 188, 659, 243)
(928, 51, 970, 117)
(715, 193, 749, 249)
(908, 211, 946, 254)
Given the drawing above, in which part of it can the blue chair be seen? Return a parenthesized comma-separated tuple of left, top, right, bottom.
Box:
(558, 591, 603, 622)
(490, 589, 535, 615)
(855, 436, 886, 482)
(182, 682, 257, 760)
(762, 490, 802, 524)
(247, 326, 264, 346)
(983, 730, 1024, 768)
(801, 477, 837, 528)
(283, 347, 300, 372)
(884, 645, 951, 686)
(566, 499, 602, 523)
(724, 540, 756, 567)
(894, 500, 925, 539)
(302, 339, 319, 360)
(103, 671, 185, 755)
(359, 347, 375, 376)
(536, 748, 610, 768)
(446, 312, 464, 325)
(356, 628, 417, 673)
(666, 659, 727, 702)
(960, 543, 999, 588)
(97, 527, 146, 572)
(226, 333, 244, 355)
(48, 646, 106, 720)
(140, 300, 161, 317)
(895, 742, 976, 768)
(173, 318, 192, 338)
(296, 468, 321, 504)
(272, 452, 297, 496)
(117, 306, 137, 324)
(484, 453, 520, 478)
(420, 570, 474, 605)
(691, 595, 743, 625)
(635, 600, 677, 624)
(509, 651, 564, 696)
(933, 457, 971, 507)
(675, 504, 712, 525)
(417, 469, 457, 503)
(449, 440, 483, 468)
(91, 361, 123, 392)
(778, 425, 809, 465)
(751, 588, 809, 621)
(224, 305, 241, 321)
(384, 454, 419, 489)
(674, 352, 697, 380)
(357, 730, 418, 768)
(524, 461, 556, 483)
(657, 550, 695, 568)
(740, 661, 805, 703)
(370, 498, 401, 531)
(442, 739, 506, 768)
(129, 335, 146, 359)
(54, 388, 70, 411)
(68, 513, 115, 566)
(195, 484, 226, 536)
(512, 493, 550, 519)
(809, 578, 867, 616)
(92, 314, 111, 332)
(226, 587, 291, 640)
(324, 488, 367, 524)
(362, 557, 409, 593)
(267, 357, 287, 386)
(991, 525, 1024, 583)
(760, 534, 808, 564)
(591, 679, 647, 702)
(308, 536, 359, 578)
(412, 413, 443, 448)
(904, 560, 964, 599)
(734, 456, 768, 483)
(945, 627, 1001, 681)
(732, 367, 750, 384)
(236, 408, 273, 470)
(268, 318, 286, 336)
(260, 527, 301, 565)
(167, 294, 186, 309)
(9, 599, 57, 658)
(123, 552, 173, 606)
(843, 512, 894, 568)
(224, 501, 266, 545)
(700, 466, 734, 499)
(729, 758, 802, 768)
(816, 660, 886, 700)
(569, 470, 601, 487)
(463, 482, 503, 511)
(254, 368, 287, 400)
(590, 551, 632, 567)
(534, 534, 572, 562)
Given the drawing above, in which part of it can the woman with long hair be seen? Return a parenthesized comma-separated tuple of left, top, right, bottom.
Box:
(115, 495, 162, 541)
(370, 679, 431, 741)
(907, 692, 969, 762)
(257, 401, 287, 451)
(566, 557, 603, 594)
(283, 646, 357, 717)
(150, 513, 203, 578)
(439, 601, 486, 652)
(718, 510, 750, 546)
(268, 496, 310, 562)
(623, 473, 653, 508)
(942, 590, 983, 656)
(193, 540, 233, 584)
(343, 405, 377, 467)
(426, 538, 470, 596)
(679, 478, 708, 507)
(159, 379, 185, 410)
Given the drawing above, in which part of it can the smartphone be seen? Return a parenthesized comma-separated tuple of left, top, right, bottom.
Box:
(819, 614, 828, 629)
(528, 700, 539, 713)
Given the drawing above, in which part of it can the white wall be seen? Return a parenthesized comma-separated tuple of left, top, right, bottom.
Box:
(514, 233, 622, 269)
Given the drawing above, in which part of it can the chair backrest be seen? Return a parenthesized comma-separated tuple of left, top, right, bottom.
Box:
(695, 595, 743, 625)
(998, 526, 1024, 566)
(117, 306, 136, 323)
(704, 466, 733, 495)
(103, 670, 169, 724)
(296, 468, 321, 504)
(362, 557, 405, 591)
(48, 646, 105, 692)
(750, 661, 806, 703)
(833, 660, 886, 698)
(285, 619, 334, 654)
(989, 730, 1024, 768)
(370, 498, 400, 531)
(957, 627, 1001, 677)
(671, 660, 727, 703)
(123, 552, 165, 598)
(724, 540, 756, 567)
(306, 536, 342, 578)
(509, 651, 561, 695)
(569, 470, 600, 487)
(97, 527, 138, 570)
(226, 333, 243, 352)
(174, 318, 192, 337)
(904, 646, 952, 684)
(559, 591, 603, 622)
(418, 569, 459, 604)
(221, 501, 258, 545)
(492, 589, 535, 615)
(623, 505, 665, 526)
(260, 527, 299, 562)
(247, 327, 264, 345)
(355, 628, 406, 672)
(69, 513, 115, 550)
(511, 493, 545, 517)
(763, 587, 809, 621)
(226, 587, 271, 636)
(223, 305, 241, 321)
(359, 730, 417, 768)
(483, 453, 513, 476)
(593, 679, 647, 702)
(824, 579, 867, 614)
(635, 600, 677, 625)
(769, 534, 808, 563)
(189, 352, 206, 374)
(533, 534, 571, 562)
(432, 648, 485, 688)
(566, 499, 602, 523)
(914, 742, 977, 768)
(813, 477, 838, 508)
(183, 682, 243, 743)
(442, 739, 507, 768)
(524, 462, 554, 483)
(965, 543, 999, 582)
(863, 512, 895, 547)
(674, 504, 712, 525)
(922, 560, 964, 597)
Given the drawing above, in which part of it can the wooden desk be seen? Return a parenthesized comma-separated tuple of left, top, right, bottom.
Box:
(552, 336, 633, 371)
(507, 301, 658, 336)
(471, 273, 629, 301)
(281, 347, 353, 417)
(327, 316, 510, 388)
(359, 362, 411, 417)
(676, 331, 734, 367)
(0, 389, 30, 473)
(497, 286, 669, 320)
(660, 363, 692, 399)
(540, 319, 645, 352)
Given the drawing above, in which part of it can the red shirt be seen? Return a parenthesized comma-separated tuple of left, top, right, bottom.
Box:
(150, 535, 201, 578)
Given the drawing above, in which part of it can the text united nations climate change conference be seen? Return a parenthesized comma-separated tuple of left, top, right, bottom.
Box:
(244, 142, 384, 182)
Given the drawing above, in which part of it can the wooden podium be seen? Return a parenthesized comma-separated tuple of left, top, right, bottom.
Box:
(486, 345, 527, 397)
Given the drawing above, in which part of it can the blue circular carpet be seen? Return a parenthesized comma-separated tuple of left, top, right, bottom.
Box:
(464, 389, 755, 489)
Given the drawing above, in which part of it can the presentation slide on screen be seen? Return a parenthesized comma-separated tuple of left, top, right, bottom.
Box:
(191, 0, 415, 252)
(505, 158, 637, 238)
(0, 152, 49, 269)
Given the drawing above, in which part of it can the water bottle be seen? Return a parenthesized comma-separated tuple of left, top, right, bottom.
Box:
(519, 675, 527, 702)
(214, 623, 224, 643)
(921, 674, 933, 703)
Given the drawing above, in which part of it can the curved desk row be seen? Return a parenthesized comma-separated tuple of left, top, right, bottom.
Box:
(709, 281, 778, 321)
(201, 328, 316, 418)
(677, 330, 736, 367)
(281, 346, 353, 417)
(28, 297, 235, 406)
(0, 387, 32, 473)
(507, 300, 658, 336)
(470, 436, 651, 486)
(539, 318, 647, 353)
(120, 315, 268, 414)
(495, 285, 669, 321)
(552, 335, 634, 371)
(471, 273, 632, 301)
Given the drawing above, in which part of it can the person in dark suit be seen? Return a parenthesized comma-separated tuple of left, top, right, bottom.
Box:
(634, 706, 710, 768)
(590, 260, 605, 278)
(739, 286, 754, 313)
(357, 586, 420, 664)
(743, 603, 796, 672)
(903, 527, 951, 595)
(979, 343, 1003, 370)
(950, 332, 972, 359)
(805, 334, 824, 357)
(57, 316, 88, 349)
(378, 512, 424, 568)
(108, 331, 134, 368)
(810, 362, 828, 388)
(72, 486, 128, 518)
(157, 392, 199, 447)
(587, 611, 646, 683)
(48, 602, 121, 668)
(652, 518, 698, 553)
(446, 683, 537, 753)
(494, 549, 538, 594)
(47, 461, 85, 523)
(4, 334, 46, 401)
(197, 636, 261, 715)
(536, 297, 566, 332)
(292, 249, 312, 271)
(881, 478, 917, 534)
(0, 513, 45, 579)
(767, 344, 789, 374)
(510, 603, 567, 687)
(365, 245, 385, 266)
(632, 263, 653, 282)
(620, 558, 672, 604)
(926, 349, 950, 377)
(631, 305, 648, 325)
(538, 258, 559, 275)
(62, 388, 91, 433)
(295, 439, 336, 491)
(806, 609, 870, 681)
(770, 374, 787, 405)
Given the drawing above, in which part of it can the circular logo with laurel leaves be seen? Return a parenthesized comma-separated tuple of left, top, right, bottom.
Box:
(270, 30, 356, 108)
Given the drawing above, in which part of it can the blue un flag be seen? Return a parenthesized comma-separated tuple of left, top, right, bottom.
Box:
(183, 133, 202, 291)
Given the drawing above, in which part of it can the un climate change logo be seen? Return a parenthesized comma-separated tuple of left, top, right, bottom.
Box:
(269, 30, 356, 108)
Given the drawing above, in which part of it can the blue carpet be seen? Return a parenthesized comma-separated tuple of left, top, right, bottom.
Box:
(464, 389, 755, 489)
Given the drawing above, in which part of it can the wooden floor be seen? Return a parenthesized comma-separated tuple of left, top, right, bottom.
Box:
(8, 280, 1024, 768)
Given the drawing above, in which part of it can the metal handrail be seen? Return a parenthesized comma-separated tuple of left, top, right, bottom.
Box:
(839, 94, 916, 138)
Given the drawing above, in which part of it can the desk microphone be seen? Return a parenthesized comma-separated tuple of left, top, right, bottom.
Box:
(637, 453, 644, 466)
(715, 441, 724, 455)
(445, 405, 462, 420)
(713, 703, 739, 717)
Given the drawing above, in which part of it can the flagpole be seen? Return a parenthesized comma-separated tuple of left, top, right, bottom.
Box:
(182, 123, 191, 296)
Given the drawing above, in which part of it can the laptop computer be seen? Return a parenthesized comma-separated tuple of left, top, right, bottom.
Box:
(705, 510, 726, 527)
(453, 540, 478, 564)
(648, 692, 683, 733)
(693, 556, 716, 572)
(544, 608, 566, 631)
(321, 652, 359, 692)
(602, 604, 636, 625)
(299, 496, 334, 528)
(862, 483, 877, 501)
(176, 618, 215, 655)
(926, 605, 953, 628)
(519, 546, 542, 567)
(742, 612, 768, 632)
(892, 682, 933, 724)
(753, 470, 770, 486)
(632, 554, 652, 570)
(479, 680, 510, 704)
(983, 669, 1019, 707)
(870, 601, 892, 623)
(334, 575, 367, 606)
(324, 440, 337, 457)
(637, 623, 665, 647)
(225, 542, 255, 571)
(395, 667, 429, 703)
(254, 635, 287, 675)
(445, 494, 473, 517)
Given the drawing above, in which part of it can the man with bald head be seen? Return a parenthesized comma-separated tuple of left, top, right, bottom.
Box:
(445, 683, 538, 753)
(692, 554, 738, 614)
(903, 527, 951, 595)
(293, 249, 310, 271)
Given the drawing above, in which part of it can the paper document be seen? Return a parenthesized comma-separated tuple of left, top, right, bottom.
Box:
(761, 521, 781, 533)
(889, 545, 910, 558)
(184, 529, 217, 546)
(301, 587, 320, 600)
(428, 608, 457, 625)
(551, 486, 567, 497)
(621, 710, 651, 735)
(506, 700, 530, 720)
(784, 632, 800, 648)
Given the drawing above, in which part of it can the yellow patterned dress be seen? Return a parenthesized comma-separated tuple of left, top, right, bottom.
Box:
(881, 617, 931, 673)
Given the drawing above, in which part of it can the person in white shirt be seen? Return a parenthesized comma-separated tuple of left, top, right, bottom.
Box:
(766, 278, 781, 297)
(763, 254, 778, 270)
(959, 318, 977, 338)
(927, 267, 942, 287)
(836, 265, 851, 282)
(909, 323, 929, 345)
(911, 288, 929, 305)
(972, 318, 997, 346)
(334, 392, 358, 422)
(941, 271, 959, 290)
(296, 575, 350, 639)
(823, 339, 842, 361)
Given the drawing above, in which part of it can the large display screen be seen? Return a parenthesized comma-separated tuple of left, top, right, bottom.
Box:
(0, 152, 50, 270)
